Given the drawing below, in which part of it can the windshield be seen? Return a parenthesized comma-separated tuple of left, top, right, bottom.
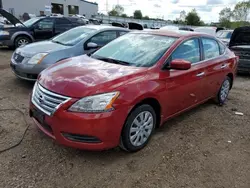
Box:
(52, 27, 96, 46)
(23, 17, 41, 27)
(92, 33, 177, 67)
(216, 31, 232, 39)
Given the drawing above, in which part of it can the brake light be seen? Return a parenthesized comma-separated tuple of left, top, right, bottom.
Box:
(236, 56, 239, 62)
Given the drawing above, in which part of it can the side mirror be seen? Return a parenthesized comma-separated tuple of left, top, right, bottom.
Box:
(170, 59, 191, 70)
(87, 42, 98, 49)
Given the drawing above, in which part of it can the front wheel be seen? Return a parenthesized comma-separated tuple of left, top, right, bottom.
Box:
(216, 76, 231, 106)
(120, 104, 156, 152)
(14, 36, 31, 48)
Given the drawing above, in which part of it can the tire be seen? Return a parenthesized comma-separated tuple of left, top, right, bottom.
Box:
(14, 36, 31, 48)
(120, 104, 156, 152)
(215, 76, 231, 106)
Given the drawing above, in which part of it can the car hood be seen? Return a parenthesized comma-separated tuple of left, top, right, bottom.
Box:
(229, 26, 250, 47)
(17, 41, 71, 57)
(38, 55, 147, 98)
(0, 8, 25, 27)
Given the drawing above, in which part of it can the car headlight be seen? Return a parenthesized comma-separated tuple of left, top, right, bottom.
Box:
(68, 92, 120, 113)
(27, 53, 48, 64)
(0, 31, 9, 36)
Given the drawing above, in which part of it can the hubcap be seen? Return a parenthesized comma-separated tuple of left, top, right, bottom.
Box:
(220, 80, 230, 101)
(18, 39, 29, 47)
(129, 111, 154, 147)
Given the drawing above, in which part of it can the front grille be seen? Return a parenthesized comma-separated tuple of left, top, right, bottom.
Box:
(31, 83, 71, 116)
(13, 52, 24, 63)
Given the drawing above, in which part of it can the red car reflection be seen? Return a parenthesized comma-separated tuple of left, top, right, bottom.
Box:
(29, 30, 238, 152)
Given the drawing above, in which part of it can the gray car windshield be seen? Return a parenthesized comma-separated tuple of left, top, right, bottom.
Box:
(216, 31, 232, 39)
(23, 17, 41, 27)
(92, 33, 177, 67)
(52, 27, 96, 46)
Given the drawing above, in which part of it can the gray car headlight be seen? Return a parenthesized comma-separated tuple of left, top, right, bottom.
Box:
(68, 92, 120, 113)
(27, 53, 48, 64)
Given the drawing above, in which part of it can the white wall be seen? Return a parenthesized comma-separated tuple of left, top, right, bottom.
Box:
(2, 0, 98, 19)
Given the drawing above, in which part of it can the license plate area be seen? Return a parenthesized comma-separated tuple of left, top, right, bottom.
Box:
(32, 108, 45, 124)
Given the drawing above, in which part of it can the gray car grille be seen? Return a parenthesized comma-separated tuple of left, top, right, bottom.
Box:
(31, 83, 71, 116)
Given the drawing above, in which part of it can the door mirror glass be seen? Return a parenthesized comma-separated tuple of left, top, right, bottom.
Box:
(87, 42, 98, 49)
(170, 59, 191, 70)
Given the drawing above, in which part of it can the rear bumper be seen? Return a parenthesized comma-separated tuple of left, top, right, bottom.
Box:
(238, 59, 250, 72)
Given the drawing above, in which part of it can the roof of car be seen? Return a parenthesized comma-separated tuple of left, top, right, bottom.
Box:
(134, 29, 213, 38)
(84, 25, 129, 31)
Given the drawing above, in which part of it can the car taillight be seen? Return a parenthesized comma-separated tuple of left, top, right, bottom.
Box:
(236, 56, 239, 62)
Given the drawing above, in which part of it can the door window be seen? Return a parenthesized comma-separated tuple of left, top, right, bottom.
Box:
(119, 31, 128, 36)
(202, 38, 220, 59)
(37, 19, 54, 29)
(55, 18, 71, 25)
(171, 38, 200, 64)
(89, 31, 117, 46)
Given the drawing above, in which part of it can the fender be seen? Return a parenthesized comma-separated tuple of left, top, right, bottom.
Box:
(11, 31, 35, 43)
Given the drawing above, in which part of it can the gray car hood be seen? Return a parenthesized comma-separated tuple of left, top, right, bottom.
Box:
(17, 41, 71, 57)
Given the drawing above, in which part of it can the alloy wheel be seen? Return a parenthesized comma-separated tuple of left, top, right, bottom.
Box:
(17, 39, 29, 47)
(220, 79, 230, 101)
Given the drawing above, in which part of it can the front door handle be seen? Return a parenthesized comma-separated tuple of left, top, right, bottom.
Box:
(196, 72, 205, 77)
(221, 64, 227, 69)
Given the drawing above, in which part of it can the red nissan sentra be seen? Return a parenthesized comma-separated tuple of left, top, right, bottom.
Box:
(29, 30, 238, 152)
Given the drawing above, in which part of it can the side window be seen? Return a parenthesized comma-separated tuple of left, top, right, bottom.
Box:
(37, 19, 54, 29)
(202, 38, 220, 59)
(171, 38, 200, 64)
(55, 18, 71, 25)
(218, 41, 226, 55)
(119, 31, 128, 36)
(89, 31, 117, 46)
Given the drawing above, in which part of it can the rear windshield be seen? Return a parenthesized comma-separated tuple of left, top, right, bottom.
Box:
(231, 31, 250, 45)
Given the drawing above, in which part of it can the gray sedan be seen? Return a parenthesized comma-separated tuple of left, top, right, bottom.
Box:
(10, 25, 129, 81)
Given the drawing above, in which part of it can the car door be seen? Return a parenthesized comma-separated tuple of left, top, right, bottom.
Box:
(84, 30, 118, 54)
(200, 37, 229, 99)
(54, 18, 73, 36)
(162, 38, 206, 117)
(33, 18, 54, 40)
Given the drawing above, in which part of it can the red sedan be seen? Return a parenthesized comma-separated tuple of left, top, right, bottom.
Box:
(29, 30, 238, 152)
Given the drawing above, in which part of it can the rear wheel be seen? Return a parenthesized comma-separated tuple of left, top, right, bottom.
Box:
(216, 76, 231, 106)
(120, 104, 156, 152)
(14, 36, 31, 48)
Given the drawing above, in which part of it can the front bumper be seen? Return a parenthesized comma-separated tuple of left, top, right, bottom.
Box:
(29, 101, 129, 151)
(238, 59, 250, 73)
(10, 59, 51, 81)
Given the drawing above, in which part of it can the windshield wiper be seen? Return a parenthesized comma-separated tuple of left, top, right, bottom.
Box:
(52, 40, 71, 46)
(93, 56, 130, 65)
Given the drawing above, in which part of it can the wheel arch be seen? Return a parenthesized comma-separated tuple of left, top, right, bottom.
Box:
(11, 32, 35, 43)
(227, 72, 234, 89)
(128, 97, 162, 128)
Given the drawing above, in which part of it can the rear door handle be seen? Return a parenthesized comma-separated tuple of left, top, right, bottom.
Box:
(196, 72, 205, 77)
(221, 64, 227, 69)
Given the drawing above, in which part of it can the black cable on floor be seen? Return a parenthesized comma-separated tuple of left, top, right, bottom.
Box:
(0, 108, 30, 154)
